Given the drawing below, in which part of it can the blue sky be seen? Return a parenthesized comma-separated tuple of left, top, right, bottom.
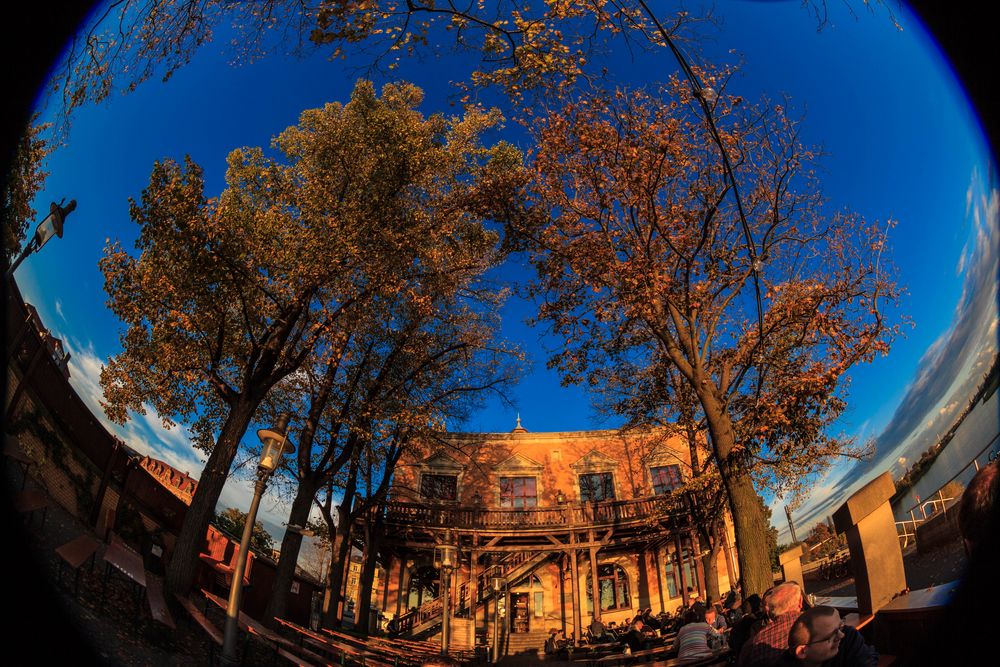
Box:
(15, 1, 997, 543)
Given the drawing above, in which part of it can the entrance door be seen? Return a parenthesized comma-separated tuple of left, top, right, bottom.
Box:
(510, 592, 530, 633)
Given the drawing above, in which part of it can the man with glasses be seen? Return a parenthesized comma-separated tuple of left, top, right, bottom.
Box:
(783, 606, 877, 666)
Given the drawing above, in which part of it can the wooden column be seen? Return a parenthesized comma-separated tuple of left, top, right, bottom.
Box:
(673, 532, 689, 606)
(588, 530, 601, 622)
(653, 546, 666, 613)
(396, 556, 406, 617)
(721, 525, 737, 590)
(569, 533, 581, 643)
(470, 548, 479, 640)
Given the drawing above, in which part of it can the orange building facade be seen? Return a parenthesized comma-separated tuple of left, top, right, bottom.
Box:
(374, 422, 738, 653)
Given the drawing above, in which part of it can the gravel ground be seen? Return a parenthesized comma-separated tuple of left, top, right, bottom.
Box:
(3, 461, 286, 666)
(2, 457, 976, 666)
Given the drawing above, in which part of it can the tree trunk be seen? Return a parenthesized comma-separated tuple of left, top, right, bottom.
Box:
(264, 475, 319, 626)
(356, 513, 384, 635)
(700, 395, 773, 597)
(701, 539, 722, 603)
(321, 502, 354, 629)
(165, 396, 259, 596)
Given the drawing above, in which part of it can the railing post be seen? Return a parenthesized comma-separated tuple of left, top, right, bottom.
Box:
(832, 472, 907, 615)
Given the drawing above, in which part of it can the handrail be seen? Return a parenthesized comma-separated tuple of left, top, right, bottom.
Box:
(379, 494, 685, 531)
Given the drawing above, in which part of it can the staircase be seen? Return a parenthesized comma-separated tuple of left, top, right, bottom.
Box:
(503, 629, 550, 658)
(400, 551, 551, 638)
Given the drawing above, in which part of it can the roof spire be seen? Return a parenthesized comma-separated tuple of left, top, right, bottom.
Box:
(512, 414, 527, 434)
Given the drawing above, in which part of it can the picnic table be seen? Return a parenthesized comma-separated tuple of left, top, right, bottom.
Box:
(3, 441, 36, 490)
(14, 489, 51, 526)
(101, 534, 147, 612)
(55, 533, 101, 595)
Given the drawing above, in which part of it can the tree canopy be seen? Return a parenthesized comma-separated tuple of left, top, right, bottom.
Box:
(523, 75, 901, 594)
(214, 506, 275, 553)
(99, 79, 524, 595)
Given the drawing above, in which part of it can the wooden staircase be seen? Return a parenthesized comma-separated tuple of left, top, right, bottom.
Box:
(401, 551, 552, 638)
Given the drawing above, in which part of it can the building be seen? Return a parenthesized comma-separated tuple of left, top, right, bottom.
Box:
(374, 420, 738, 654)
(346, 553, 384, 616)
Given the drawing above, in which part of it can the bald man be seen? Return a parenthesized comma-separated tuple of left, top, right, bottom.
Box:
(737, 583, 803, 667)
(781, 606, 877, 667)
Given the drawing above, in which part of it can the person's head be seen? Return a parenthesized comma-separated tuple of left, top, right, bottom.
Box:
(768, 582, 804, 618)
(743, 593, 762, 616)
(704, 607, 717, 624)
(683, 606, 706, 625)
(787, 607, 844, 665)
(959, 460, 998, 555)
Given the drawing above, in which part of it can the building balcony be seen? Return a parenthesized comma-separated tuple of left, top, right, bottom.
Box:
(379, 493, 688, 533)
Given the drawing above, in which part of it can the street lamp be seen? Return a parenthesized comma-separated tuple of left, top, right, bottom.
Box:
(491, 575, 506, 663)
(220, 413, 295, 667)
(6, 199, 77, 276)
(434, 530, 458, 655)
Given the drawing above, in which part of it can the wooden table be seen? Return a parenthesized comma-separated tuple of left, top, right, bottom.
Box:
(101, 536, 147, 612)
(3, 442, 35, 490)
(14, 489, 50, 526)
(55, 533, 101, 595)
(877, 581, 959, 613)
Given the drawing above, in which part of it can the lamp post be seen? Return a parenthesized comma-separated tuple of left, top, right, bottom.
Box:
(491, 575, 505, 663)
(434, 530, 458, 655)
(6, 199, 76, 276)
(220, 413, 295, 667)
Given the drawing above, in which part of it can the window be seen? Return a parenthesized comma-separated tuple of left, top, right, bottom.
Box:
(500, 476, 538, 508)
(650, 465, 683, 495)
(586, 564, 631, 611)
(420, 474, 458, 501)
(663, 549, 696, 600)
(579, 472, 615, 502)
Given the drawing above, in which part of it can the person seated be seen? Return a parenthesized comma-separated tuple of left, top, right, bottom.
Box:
(619, 618, 645, 653)
(673, 607, 720, 662)
(705, 606, 728, 633)
(589, 617, 613, 644)
(544, 629, 564, 656)
(730, 593, 762, 658)
(738, 583, 803, 667)
(642, 607, 661, 631)
(781, 606, 877, 666)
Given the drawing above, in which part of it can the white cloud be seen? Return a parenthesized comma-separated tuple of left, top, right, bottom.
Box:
(55, 299, 65, 321)
(61, 337, 206, 478)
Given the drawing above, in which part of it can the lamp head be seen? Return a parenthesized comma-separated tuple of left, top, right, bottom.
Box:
(257, 413, 295, 472)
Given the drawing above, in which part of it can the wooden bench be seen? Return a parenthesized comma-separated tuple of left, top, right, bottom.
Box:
(274, 617, 395, 667)
(647, 648, 730, 667)
(55, 533, 101, 595)
(199, 589, 329, 666)
(175, 594, 224, 663)
(146, 578, 176, 630)
(322, 628, 427, 666)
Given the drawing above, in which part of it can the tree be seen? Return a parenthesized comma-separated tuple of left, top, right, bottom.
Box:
(214, 506, 275, 553)
(260, 247, 521, 628)
(3, 119, 51, 268)
(524, 77, 901, 596)
(100, 79, 522, 596)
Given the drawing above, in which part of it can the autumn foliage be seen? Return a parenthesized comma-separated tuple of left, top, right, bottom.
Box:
(99, 80, 524, 596)
(524, 74, 902, 594)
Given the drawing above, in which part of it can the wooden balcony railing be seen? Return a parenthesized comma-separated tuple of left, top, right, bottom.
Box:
(379, 494, 685, 531)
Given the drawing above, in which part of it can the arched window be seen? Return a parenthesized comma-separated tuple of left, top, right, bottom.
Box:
(586, 564, 631, 612)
